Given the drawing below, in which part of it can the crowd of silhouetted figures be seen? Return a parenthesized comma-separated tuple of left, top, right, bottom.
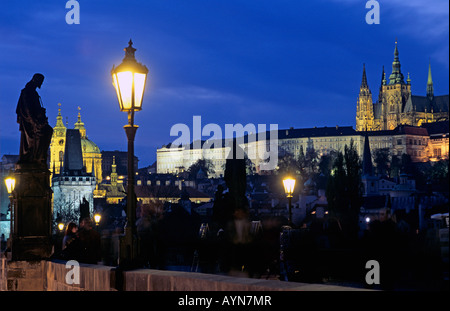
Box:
(49, 201, 448, 291)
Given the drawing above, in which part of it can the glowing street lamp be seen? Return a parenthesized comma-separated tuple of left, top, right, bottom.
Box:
(4, 175, 16, 239)
(111, 39, 149, 116)
(283, 177, 296, 225)
(111, 40, 148, 263)
(58, 222, 65, 232)
(94, 213, 101, 226)
(4, 177, 15, 195)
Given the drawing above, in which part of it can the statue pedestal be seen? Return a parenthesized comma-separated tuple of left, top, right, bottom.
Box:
(11, 164, 52, 261)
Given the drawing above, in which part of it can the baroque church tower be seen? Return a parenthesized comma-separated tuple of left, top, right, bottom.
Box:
(50, 103, 67, 176)
(50, 105, 102, 185)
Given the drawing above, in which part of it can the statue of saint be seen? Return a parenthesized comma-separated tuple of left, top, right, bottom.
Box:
(16, 73, 53, 167)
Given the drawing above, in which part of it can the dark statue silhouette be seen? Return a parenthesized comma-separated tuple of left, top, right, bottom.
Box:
(16, 73, 53, 167)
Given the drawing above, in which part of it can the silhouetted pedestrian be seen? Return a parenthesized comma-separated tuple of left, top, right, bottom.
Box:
(62, 222, 78, 250)
(77, 217, 102, 264)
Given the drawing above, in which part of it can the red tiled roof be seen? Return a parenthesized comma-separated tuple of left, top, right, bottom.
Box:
(403, 126, 428, 136)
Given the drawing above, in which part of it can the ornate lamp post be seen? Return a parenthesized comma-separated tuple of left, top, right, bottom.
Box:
(111, 40, 148, 263)
(282, 177, 296, 225)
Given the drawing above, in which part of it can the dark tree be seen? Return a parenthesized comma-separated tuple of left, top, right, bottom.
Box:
(344, 140, 363, 213)
(373, 148, 390, 176)
(400, 154, 413, 175)
(275, 148, 300, 176)
(305, 144, 319, 176)
(187, 158, 215, 179)
(297, 145, 307, 178)
(318, 150, 338, 178)
(326, 151, 347, 214)
(390, 154, 401, 178)
(325, 140, 362, 238)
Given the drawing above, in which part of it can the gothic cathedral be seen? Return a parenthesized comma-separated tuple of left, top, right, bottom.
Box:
(356, 42, 449, 132)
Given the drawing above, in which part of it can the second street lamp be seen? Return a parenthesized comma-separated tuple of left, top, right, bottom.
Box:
(283, 177, 296, 226)
(94, 213, 101, 227)
(111, 39, 149, 263)
(4, 175, 16, 242)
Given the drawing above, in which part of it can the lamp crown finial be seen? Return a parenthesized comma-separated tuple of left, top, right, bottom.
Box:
(124, 39, 136, 60)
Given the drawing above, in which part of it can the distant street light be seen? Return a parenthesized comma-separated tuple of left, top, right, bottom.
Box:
(94, 213, 101, 227)
(4, 176, 15, 195)
(4, 175, 16, 239)
(58, 222, 65, 232)
(111, 39, 148, 263)
(283, 177, 296, 225)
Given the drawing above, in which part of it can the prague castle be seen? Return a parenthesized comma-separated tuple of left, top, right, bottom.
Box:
(356, 42, 449, 132)
(157, 42, 449, 176)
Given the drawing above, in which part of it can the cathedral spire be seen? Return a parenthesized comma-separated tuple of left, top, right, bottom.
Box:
(427, 61, 434, 99)
(389, 40, 405, 85)
(378, 66, 385, 103)
(356, 64, 374, 131)
(359, 64, 371, 97)
(361, 63, 368, 88)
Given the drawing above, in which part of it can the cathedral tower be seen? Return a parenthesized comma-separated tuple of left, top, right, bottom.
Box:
(356, 64, 375, 131)
(377, 41, 411, 130)
(355, 41, 448, 132)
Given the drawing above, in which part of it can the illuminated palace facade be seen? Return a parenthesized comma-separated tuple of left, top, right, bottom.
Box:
(157, 43, 449, 178)
(157, 123, 448, 178)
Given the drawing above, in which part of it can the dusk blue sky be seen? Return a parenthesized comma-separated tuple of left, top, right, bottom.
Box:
(1, 0, 448, 167)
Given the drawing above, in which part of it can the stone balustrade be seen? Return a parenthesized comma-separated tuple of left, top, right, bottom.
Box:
(1, 257, 364, 291)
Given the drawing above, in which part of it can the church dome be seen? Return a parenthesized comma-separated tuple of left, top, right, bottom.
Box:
(74, 107, 101, 154)
(81, 137, 100, 154)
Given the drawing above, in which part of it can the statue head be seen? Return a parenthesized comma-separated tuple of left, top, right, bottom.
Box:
(31, 73, 45, 88)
